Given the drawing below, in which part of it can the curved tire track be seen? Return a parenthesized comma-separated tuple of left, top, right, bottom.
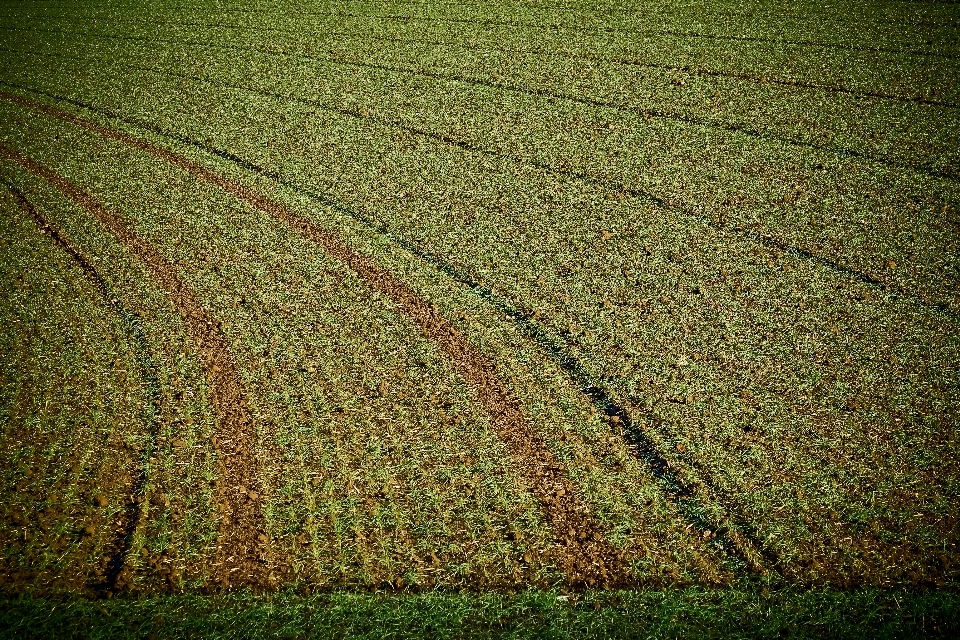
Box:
(4, 47, 955, 319)
(0, 177, 161, 595)
(195, 7, 960, 60)
(0, 142, 270, 590)
(0, 84, 779, 573)
(5, 28, 959, 181)
(6, 23, 957, 110)
(12, 0, 955, 31)
(391, 0, 959, 29)
(0, 90, 634, 588)
(9, 82, 960, 576)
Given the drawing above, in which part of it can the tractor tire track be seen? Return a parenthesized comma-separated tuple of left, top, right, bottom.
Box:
(373, 0, 960, 28)
(606, 56, 960, 109)
(5, 48, 956, 319)
(0, 91, 635, 587)
(0, 142, 270, 590)
(189, 7, 960, 60)
(7, 77, 951, 577)
(117, 58, 960, 319)
(0, 85, 778, 574)
(7, 22, 958, 110)
(10, 80, 957, 585)
(0, 176, 161, 595)
(6, 27, 960, 178)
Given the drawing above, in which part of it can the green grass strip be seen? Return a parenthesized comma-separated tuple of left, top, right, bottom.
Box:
(1, 587, 958, 639)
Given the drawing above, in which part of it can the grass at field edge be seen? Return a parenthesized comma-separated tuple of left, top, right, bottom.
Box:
(1, 586, 957, 638)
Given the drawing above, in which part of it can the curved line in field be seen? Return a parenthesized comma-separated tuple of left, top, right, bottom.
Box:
(3, 47, 955, 319)
(0, 142, 271, 590)
(6, 25, 959, 176)
(192, 7, 960, 60)
(225, 0, 960, 28)
(0, 90, 637, 588)
(6, 23, 957, 110)
(0, 177, 162, 595)
(606, 58, 960, 108)
(0, 83, 780, 574)
(373, 0, 959, 28)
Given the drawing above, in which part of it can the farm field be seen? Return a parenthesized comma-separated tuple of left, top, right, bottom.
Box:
(0, 0, 958, 635)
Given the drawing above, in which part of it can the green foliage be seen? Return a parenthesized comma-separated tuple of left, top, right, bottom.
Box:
(2, 587, 959, 639)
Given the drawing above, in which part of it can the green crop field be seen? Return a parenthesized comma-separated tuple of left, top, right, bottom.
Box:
(0, 0, 958, 636)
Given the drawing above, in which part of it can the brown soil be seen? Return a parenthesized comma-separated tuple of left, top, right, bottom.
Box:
(0, 91, 632, 587)
(0, 139, 271, 589)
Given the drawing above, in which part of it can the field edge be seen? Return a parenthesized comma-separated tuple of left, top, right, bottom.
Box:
(1, 586, 958, 639)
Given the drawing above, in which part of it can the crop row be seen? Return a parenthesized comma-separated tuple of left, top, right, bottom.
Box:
(1, 0, 957, 590)
(6, 0, 960, 52)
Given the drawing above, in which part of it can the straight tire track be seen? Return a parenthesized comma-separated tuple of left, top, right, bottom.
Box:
(0, 91, 635, 587)
(0, 142, 270, 589)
